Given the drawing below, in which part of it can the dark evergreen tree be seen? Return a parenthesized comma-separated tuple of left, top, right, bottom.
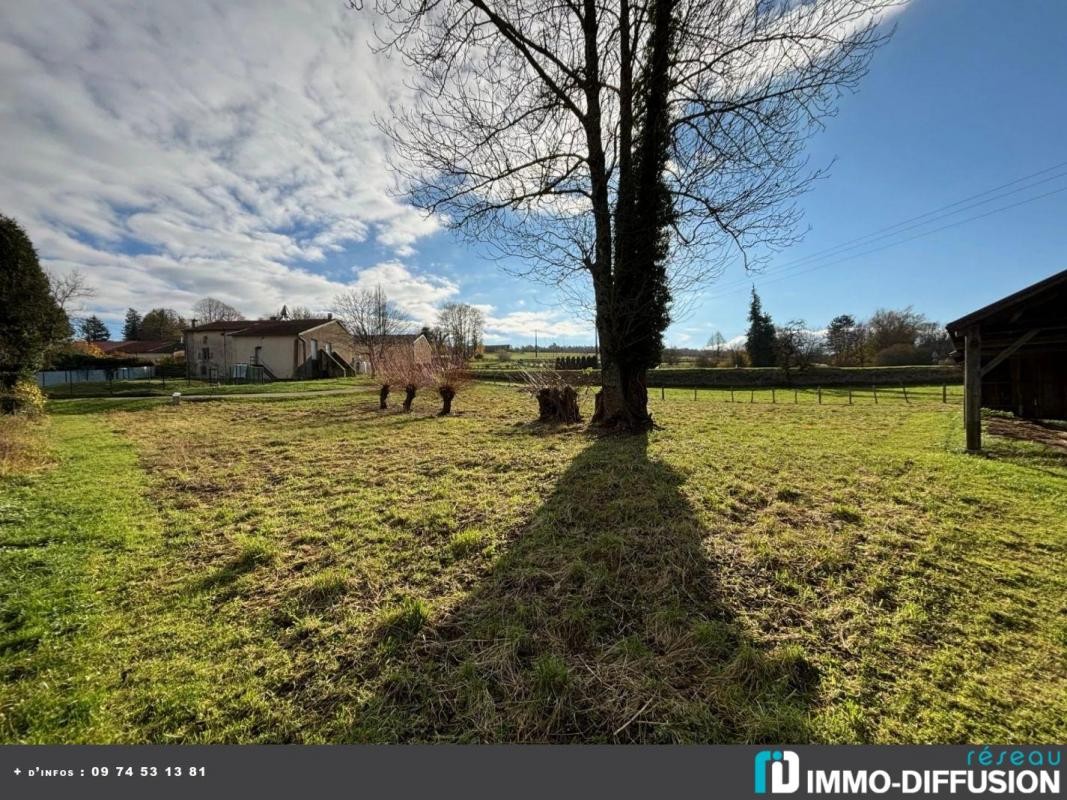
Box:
(122, 308, 142, 340)
(79, 315, 110, 342)
(0, 214, 67, 411)
(745, 288, 777, 367)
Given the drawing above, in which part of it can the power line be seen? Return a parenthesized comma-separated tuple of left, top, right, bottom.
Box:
(758, 172, 1066, 279)
(708, 161, 1067, 295)
(709, 183, 1067, 300)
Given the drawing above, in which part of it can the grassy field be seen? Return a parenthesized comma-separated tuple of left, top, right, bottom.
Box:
(1, 383, 1063, 743)
(43, 376, 369, 399)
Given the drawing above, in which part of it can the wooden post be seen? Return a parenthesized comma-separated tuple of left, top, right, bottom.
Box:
(772, 388, 776, 404)
(693, 387, 697, 401)
(964, 325, 982, 452)
(873, 384, 878, 405)
(901, 384, 909, 404)
(817, 387, 822, 405)
(750, 389, 755, 404)
(794, 389, 798, 404)
(848, 388, 852, 405)
(730, 387, 735, 403)
(661, 386, 665, 401)
(942, 383, 947, 404)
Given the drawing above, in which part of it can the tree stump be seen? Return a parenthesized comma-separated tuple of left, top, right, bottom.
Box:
(438, 385, 456, 416)
(403, 384, 417, 412)
(536, 385, 581, 424)
(379, 384, 390, 410)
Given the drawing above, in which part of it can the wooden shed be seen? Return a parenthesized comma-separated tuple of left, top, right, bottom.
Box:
(946, 268, 1067, 452)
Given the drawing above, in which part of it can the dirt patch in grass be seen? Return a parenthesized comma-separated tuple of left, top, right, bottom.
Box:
(987, 416, 1067, 454)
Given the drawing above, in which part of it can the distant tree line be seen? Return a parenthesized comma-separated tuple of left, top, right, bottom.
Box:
(661, 289, 955, 372)
(752, 288, 954, 371)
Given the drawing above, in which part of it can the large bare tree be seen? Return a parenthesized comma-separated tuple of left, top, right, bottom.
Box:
(367, 0, 896, 430)
(332, 285, 411, 376)
(192, 297, 244, 323)
(436, 302, 485, 359)
(47, 268, 95, 342)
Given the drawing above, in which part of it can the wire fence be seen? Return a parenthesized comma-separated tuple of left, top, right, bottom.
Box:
(648, 384, 963, 407)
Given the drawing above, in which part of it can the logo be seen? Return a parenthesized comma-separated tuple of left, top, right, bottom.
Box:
(754, 750, 801, 794)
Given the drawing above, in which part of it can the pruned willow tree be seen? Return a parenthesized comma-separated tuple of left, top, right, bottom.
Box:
(365, 0, 896, 431)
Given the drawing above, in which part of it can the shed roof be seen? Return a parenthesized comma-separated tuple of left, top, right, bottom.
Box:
(946, 269, 1067, 334)
(945, 268, 1067, 353)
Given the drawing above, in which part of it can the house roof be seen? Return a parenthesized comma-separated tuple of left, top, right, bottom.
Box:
(229, 318, 340, 337)
(380, 333, 421, 345)
(109, 340, 182, 355)
(186, 320, 253, 332)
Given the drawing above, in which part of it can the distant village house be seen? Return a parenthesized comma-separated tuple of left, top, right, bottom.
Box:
(184, 318, 358, 381)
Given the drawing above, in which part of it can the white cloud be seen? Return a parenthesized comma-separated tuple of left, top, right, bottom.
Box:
(0, 1, 441, 325)
(349, 261, 459, 326)
(481, 309, 593, 342)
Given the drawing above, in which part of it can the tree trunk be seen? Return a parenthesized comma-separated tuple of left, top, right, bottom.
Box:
(379, 384, 390, 410)
(535, 385, 581, 424)
(590, 358, 652, 432)
(438, 386, 455, 416)
(403, 384, 416, 412)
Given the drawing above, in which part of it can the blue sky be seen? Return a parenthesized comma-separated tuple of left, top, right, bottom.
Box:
(2, 1, 1065, 345)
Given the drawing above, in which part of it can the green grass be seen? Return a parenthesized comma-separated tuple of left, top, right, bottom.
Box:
(1, 384, 1063, 743)
(43, 376, 371, 399)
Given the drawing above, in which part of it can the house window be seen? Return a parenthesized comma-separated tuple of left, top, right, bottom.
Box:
(203, 335, 208, 344)
(201, 347, 211, 359)
(310, 339, 319, 358)
(325, 342, 332, 354)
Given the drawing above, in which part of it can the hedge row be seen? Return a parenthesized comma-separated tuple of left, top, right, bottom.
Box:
(474, 364, 963, 388)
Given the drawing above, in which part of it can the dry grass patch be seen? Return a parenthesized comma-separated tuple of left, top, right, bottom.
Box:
(0, 416, 52, 478)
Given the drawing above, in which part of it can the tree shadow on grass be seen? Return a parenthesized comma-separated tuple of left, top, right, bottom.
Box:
(350, 433, 819, 743)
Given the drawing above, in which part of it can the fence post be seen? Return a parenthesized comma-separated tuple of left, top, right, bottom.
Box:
(772, 388, 776, 404)
(794, 389, 798, 404)
(817, 386, 822, 405)
(942, 383, 947, 404)
(730, 387, 735, 403)
(873, 384, 878, 405)
(848, 388, 852, 405)
(902, 384, 909, 404)
(693, 387, 697, 401)
(661, 386, 665, 401)
(750, 389, 755, 404)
